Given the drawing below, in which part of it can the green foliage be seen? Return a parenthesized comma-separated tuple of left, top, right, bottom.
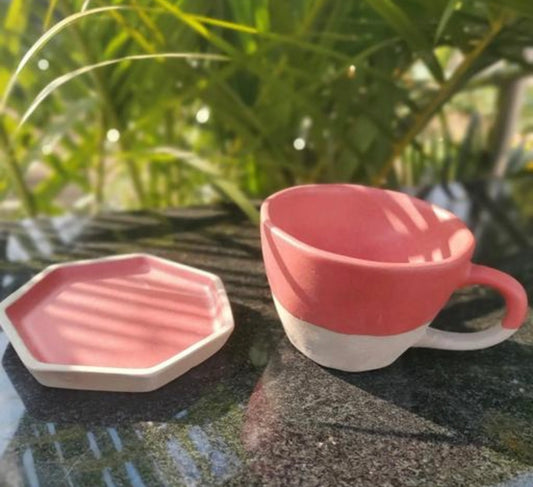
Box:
(0, 0, 532, 220)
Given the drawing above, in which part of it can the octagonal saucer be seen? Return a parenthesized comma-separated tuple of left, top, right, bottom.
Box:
(0, 254, 234, 392)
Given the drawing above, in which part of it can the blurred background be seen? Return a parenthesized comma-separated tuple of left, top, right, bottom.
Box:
(0, 0, 532, 222)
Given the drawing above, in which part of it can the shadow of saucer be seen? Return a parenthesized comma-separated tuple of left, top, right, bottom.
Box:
(1, 302, 276, 427)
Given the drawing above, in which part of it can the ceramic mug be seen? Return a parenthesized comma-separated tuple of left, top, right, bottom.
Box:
(260, 184, 528, 371)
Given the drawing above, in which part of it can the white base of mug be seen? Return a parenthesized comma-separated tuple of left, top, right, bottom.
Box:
(273, 297, 428, 372)
(273, 296, 517, 371)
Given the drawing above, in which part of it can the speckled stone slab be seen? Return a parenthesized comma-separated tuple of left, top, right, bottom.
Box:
(0, 177, 532, 486)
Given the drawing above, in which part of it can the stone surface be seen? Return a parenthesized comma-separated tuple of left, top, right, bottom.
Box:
(0, 177, 532, 486)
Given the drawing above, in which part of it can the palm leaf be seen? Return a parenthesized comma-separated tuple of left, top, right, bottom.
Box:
(1, 5, 155, 109)
(150, 146, 259, 223)
(434, 0, 460, 44)
(18, 53, 227, 128)
(362, 0, 444, 82)
(3, 0, 28, 53)
(43, 0, 60, 30)
(191, 14, 353, 61)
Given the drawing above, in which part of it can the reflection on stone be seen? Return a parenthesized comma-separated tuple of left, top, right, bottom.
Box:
(0, 334, 24, 458)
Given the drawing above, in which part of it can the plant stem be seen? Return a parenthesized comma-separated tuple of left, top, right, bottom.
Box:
(94, 112, 106, 208)
(491, 74, 528, 177)
(373, 19, 504, 185)
(0, 119, 36, 216)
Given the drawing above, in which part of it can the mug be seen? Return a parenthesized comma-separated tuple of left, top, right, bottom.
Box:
(260, 184, 528, 371)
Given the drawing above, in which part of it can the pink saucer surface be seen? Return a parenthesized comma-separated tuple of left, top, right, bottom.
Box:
(6, 255, 222, 369)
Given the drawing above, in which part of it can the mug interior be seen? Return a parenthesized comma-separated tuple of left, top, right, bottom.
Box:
(265, 185, 473, 264)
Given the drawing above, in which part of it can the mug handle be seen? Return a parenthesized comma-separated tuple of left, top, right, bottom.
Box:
(415, 264, 528, 351)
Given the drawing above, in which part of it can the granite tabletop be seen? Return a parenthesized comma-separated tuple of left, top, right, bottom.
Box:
(0, 177, 532, 487)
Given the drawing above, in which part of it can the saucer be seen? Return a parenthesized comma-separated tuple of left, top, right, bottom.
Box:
(0, 254, 234, 392)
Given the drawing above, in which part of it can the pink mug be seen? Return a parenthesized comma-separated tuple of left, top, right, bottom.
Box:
(260, 184, 528, 371)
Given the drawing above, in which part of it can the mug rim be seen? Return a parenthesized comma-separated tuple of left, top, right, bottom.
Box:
(261, 184, 475, 270)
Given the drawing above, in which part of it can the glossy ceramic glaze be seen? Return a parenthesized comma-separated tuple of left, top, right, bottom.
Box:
(261, 184, 528, 370)
(0, 254, 234, 391)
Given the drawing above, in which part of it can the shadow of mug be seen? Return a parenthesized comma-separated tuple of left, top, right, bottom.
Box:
(241, 315, 533, 484)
